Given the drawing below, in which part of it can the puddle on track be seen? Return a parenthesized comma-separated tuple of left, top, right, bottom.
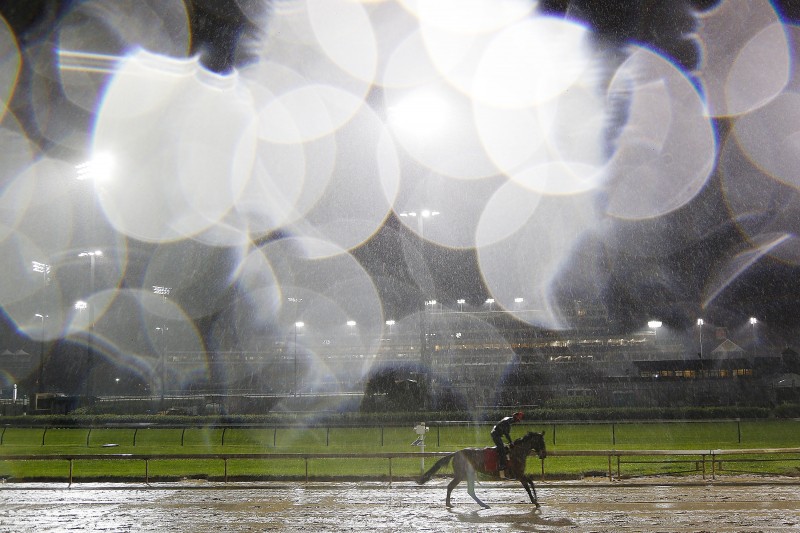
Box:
(1, 479, 799, 532)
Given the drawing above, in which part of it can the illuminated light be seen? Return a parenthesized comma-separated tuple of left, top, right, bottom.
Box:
(31, 261, 50, 274)
(697, 319, 704, 326)
(648, 321, 662, 329)
(383, 79, 500, 180)
(385, 320, 395, 326)
(514, 297, 524, 303)
(78, 250, 103, 258)
(388, 90, 448, 138)
(346, 320, 357, 327)
(695, 0, 789, 118)
(153, 286, 171, 296)
(295, 321, 305, 328)
(76, 153, 114, 182)
(749, 317, 758, 325)
(75, 301, 88, 311)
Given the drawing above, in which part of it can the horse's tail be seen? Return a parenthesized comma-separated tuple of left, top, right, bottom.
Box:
(417, 453, 455, 485)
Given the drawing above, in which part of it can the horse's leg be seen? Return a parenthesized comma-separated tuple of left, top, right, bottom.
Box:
(518, 474, 534, 504)
(466, 467, 490, 508)
(446, 474, 461, 508)
(522, 474, 540, 508)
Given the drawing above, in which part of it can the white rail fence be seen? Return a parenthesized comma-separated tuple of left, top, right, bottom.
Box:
(2, 448, 800, 485)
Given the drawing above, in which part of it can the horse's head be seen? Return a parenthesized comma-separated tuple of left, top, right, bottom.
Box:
(516, 431, 547, 459)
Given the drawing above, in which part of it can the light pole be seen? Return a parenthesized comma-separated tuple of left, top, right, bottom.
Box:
(457, 299, 465, 312)
(32, 260, 50, 394)
(155, 327, 168, 402)
(288, 297, 303, 397)
(399, 209, 440, 407)
(749, 317, 758, 357)
(35, 313, 47, 394)
(79, 250, 102, 399)
(648, 320, 662, 346)
(153, 286, 171, 405)
(697, 318, 704, 360)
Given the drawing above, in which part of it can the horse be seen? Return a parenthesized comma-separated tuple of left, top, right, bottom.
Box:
(417, 431, 547, 509)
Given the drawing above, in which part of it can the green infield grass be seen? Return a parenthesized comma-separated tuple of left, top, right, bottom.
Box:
(1, 419, 799, 481)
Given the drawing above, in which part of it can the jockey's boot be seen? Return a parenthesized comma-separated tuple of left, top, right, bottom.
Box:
(498, 461, 507, 478)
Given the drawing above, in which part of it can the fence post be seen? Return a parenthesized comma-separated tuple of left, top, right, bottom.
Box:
(326, 427, 330, 446)
(181, 428, 186, 446)
(552, 424, 556, 445)
(737, 419, 742, 444)
(133, 428, 138, 447)
(381, 426, 384, 447)
(612, 423, 616, 446)
(42, 427, 48, 446)
(221, 427, 227, 446)
(437, 425, 440, 447)
(0, 426, 6, 445)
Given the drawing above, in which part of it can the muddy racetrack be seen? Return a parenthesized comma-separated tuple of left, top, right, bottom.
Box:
(1, 477, 799, 532)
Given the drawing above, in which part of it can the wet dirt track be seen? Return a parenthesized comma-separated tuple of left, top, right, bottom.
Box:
(1, 478, 799, 532)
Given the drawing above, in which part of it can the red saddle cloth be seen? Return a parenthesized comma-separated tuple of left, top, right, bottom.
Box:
(483, 447, 501, 472)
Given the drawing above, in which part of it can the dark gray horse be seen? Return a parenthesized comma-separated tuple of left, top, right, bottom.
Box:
(417, 431, 547, 508)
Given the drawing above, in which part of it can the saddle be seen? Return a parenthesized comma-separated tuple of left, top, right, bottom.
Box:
(483, 446, 509, 473)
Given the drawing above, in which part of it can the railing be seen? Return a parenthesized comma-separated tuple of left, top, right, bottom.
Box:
(1, 418, 788, 448)
(3, 448, 800, 486)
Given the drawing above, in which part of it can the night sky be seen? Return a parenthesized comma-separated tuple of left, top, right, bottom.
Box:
(3, 0, 800, 368)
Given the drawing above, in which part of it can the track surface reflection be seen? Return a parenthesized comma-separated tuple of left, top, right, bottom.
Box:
(1, 479, 799, 532)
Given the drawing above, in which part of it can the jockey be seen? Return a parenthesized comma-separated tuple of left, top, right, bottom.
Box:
(490, 412, 523, 472)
